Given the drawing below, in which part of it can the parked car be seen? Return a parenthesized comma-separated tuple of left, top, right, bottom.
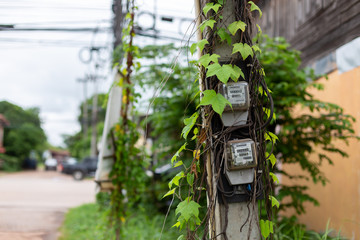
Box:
(59, 157, 77, 172)
(23, 158, 37, 170)
(61, 156, 98, 180)
(44, 158, 57, 171)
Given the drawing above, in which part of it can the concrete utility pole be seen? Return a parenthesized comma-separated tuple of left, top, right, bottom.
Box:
(77, 78, 89, 140)
(78, 74, 105, 157)
(196, 0, 260, 239)
(112, 0, 124, 49)
(90, 76, 98, 157)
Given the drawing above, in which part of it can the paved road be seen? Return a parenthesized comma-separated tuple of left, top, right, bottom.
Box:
(0, 171, 96, 240)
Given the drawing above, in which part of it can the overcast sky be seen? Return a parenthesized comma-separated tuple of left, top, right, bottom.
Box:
(0, 0, 195, 147)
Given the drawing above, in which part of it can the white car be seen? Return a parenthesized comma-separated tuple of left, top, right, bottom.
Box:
(44, 158, 57, 171)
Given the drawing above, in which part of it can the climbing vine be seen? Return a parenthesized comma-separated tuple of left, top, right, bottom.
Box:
(109, 1, 147, 238)
(162, 1, 277, 239)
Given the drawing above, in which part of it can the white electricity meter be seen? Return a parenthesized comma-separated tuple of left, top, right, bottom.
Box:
(225, 139, 257, 170)
(220, 81, 250, 126)
(220, 81, 250, 111)
(224, 139, 257, 185)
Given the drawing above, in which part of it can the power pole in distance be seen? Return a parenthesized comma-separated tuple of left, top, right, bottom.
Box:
(77, 78, 89, 140)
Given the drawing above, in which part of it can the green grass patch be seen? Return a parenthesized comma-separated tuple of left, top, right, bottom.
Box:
(59, 203, 180, 240)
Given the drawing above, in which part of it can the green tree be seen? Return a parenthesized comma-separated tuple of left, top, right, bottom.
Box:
(137, 44, 198, 162)
(142, 38, 356, 216)
(63, 94, 106, 159)
(258, 36, 356, 214)
(0, 101, 46, 169)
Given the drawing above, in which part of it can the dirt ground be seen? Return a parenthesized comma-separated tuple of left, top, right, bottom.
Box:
(0, 170, 96, 240)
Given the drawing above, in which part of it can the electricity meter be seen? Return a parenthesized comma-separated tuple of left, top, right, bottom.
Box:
(220, 81, 250, 111)
(220, 81, 250, 126)
(225, 139, 257, 170)
(224, 139, 257, 185)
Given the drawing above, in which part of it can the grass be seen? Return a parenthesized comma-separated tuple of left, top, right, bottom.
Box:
(59, 203, 180, 240)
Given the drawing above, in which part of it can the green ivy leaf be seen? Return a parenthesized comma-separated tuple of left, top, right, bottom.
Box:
(162, 188, 176, 198)
(199, 90, 231, 116)
(181, 112, 198, 139)
(169, 171, 185, 189)
(231, 65, 245, 81)
(256, 24, 262, 33)
(260, 219, 274, 239)
(217, 28, 232, 45)
(172, 221, 181, 228)
(252, 44, 261, 54)
(232, 43, 253, 60)
(200, 19, 216, 33)
(269, 195, 280, 208)
(265, 131, 278, 144)
(206, 63, 244, 83)
(198, 54, 220, 68)
(187, 173, 195, 186)
(249, 1, 262, 18)
(263, 107, 276, 121)
(190, 39, 209, 55)
(175, 198, 201, 222)
(266, 152, 277, 167)
(203, 3, 221, 15)
(173, 160, 183, 168)
(228, 20, 247, 35)
(171, 142, 187, 164)
(269, 172, 279, 184)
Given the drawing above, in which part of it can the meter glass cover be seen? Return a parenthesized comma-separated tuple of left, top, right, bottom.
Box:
(231, 142, 254, 166)
(226, 83, 246, 105)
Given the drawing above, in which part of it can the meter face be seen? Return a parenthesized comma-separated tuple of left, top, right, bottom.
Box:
(226, 139, 257, 170)
(222, 81, 250, 111)
(226, 83, 246, 105)
(231, 142, 253, 166)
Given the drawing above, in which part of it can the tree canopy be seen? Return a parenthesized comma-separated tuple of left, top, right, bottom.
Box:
(0, 101, 46, 169)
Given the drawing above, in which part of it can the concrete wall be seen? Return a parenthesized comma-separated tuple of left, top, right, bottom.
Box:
(281, 66, 360, 239)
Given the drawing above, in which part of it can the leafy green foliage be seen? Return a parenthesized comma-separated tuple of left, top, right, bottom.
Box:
(0, 101, 46, 169)
(260, 219, 274, 239)
(259, 35, 357, 214)
(269, 195, 280, 208)
(216, 28, 232, 45)
(63, 94, 107, 159)
(203, 2, 221, 15)
(181, 113, 199, 139)
(232, 42, 253, 60)
(248, 1, 262, 18)
(200, 19, 216, 33)
(59, 203, 180, 240)
(199, 90, 231, 116)
(138, 44, 198, 162)
(198, 54, 220, 68)
(190, 39, 209, 55)
(174, 198, 201, 231)
(206, 63, 244, 83)
(228, 20, 247, 35)
(273, 216, 344, 240)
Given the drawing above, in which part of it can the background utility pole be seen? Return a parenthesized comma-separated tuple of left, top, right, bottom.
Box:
(78, 73, 105, 157)
(197, 0, 260, 239)
(77, 78, 89, 140)
(112, 0, 124, 49)
(90, 74, 98, 157)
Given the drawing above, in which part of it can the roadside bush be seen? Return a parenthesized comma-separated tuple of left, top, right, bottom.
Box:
(0, 153, 21, 172)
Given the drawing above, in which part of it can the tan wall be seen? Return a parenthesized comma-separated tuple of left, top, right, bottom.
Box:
(281, 66, 360, 239)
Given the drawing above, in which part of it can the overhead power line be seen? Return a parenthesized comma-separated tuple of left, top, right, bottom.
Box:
(0, 26, 111, 32)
